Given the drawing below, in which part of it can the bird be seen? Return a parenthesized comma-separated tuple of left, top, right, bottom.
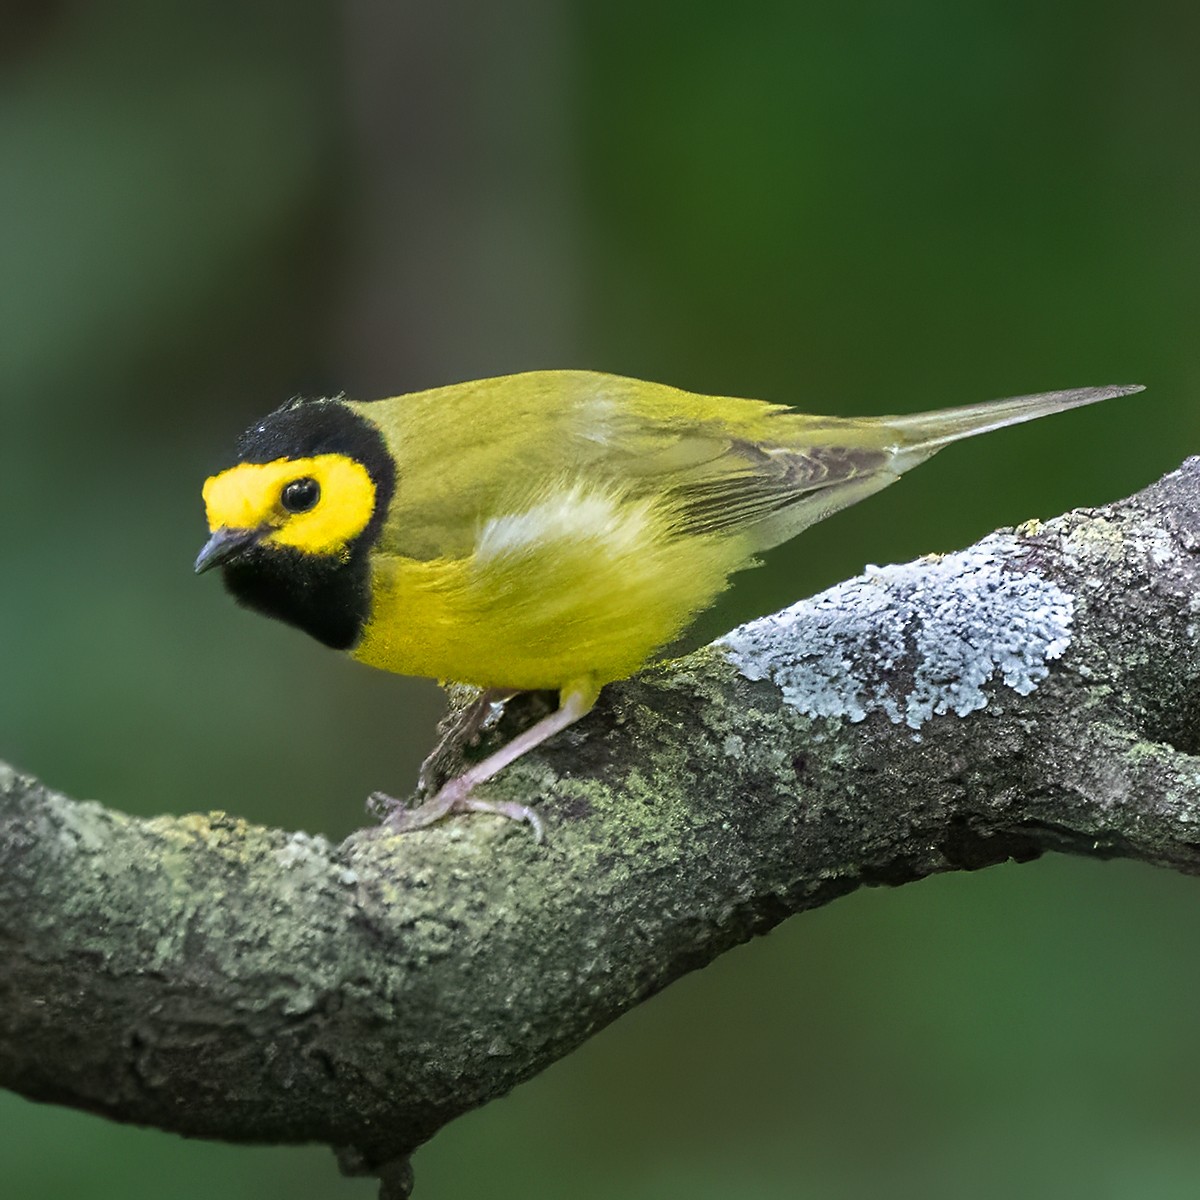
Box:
(195, 370, 1141, 839)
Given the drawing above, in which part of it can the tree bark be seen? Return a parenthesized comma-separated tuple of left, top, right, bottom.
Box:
(3, 459, 1200, 1198)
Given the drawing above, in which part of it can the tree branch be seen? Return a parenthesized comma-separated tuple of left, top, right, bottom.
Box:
(4, 460, 1200, 1197)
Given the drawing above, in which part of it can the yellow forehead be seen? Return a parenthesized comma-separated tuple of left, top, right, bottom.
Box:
(202, 454, 377, 556)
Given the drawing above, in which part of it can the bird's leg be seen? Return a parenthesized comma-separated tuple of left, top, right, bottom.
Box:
(375, 681, 600, 843)
(416, 687, 518, 795)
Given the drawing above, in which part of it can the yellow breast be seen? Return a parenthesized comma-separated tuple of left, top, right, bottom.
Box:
(351, 482, 748, 691)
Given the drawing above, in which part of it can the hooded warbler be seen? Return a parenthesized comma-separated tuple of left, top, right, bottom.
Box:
(196, 370, 1140, 838)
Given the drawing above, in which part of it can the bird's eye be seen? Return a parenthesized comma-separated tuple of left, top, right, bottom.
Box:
(281, 477, 321, 513)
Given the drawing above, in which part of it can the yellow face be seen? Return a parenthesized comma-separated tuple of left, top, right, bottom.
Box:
(201, 453, 377, 558)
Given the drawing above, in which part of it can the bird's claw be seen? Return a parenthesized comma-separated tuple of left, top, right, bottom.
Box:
(369, 786, 545, 843)
(460, 796, 545, 843)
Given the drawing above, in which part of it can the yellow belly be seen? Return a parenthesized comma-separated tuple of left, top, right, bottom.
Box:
(352, 523, 747, 692)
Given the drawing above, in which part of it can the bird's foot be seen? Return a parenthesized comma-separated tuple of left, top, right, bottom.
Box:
(370, 777, 544, 843)
(369, 678, 599, 845)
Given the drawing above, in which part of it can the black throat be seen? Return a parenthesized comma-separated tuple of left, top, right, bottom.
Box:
(221, 541, 372, 650)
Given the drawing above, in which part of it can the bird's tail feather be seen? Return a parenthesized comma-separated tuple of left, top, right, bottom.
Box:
(885, 384, 1143, 458)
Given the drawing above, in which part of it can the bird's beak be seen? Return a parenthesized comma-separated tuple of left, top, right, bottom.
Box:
(194, 526, 268, 574)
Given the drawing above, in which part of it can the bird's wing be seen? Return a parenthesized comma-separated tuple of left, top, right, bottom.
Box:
(557, 374, 901, 550)
(355, 371, 904, 561)
(658, 441, 897, 543)
(602, 426, 898, 552)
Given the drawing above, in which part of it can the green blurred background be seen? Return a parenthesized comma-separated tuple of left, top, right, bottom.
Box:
(2, 1, 1197, 1196)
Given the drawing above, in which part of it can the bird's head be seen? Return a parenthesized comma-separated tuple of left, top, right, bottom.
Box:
(196, 397, 395, 648)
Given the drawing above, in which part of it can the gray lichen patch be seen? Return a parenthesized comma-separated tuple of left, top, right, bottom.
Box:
(718, 534, 1075, 729)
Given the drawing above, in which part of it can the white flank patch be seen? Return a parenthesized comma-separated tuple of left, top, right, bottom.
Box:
(719, 533, 1075, 729)
(476, 484, 648, 562)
